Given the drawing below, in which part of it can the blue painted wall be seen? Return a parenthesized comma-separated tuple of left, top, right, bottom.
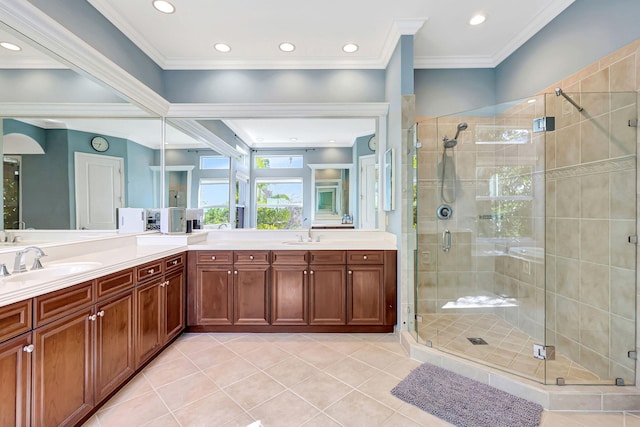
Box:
(496, 0, 640, 102)
(0, 69, 124, 103)
(164, 69, 386, 103)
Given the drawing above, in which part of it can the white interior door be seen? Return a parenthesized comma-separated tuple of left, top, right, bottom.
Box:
(75, 152, 124, 230)
(359, 155, 377, 229)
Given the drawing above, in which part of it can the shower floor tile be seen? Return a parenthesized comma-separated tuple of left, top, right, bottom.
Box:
(417, 313, 601, 384)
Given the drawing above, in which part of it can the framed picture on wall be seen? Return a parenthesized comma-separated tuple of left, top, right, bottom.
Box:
(384, 148, 394, 211)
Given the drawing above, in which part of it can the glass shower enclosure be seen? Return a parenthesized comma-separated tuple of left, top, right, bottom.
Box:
(413, 91, 637, 385)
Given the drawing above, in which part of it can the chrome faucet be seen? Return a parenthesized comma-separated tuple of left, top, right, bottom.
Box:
(13, 246, 46, 273)
(303, 217, 312, 242)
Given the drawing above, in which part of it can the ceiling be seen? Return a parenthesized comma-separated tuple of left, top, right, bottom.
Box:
(0, 0, 575, 150)
(87, 0, 574, 70)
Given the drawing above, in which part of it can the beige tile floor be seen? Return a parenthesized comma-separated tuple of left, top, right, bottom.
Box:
(82, 332, 639, 427)
(418, 313, 603, 384)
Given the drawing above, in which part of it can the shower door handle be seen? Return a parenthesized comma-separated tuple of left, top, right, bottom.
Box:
(442, 229, 451, 252)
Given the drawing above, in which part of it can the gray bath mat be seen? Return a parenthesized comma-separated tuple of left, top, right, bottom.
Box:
(391, 363, 542, 427)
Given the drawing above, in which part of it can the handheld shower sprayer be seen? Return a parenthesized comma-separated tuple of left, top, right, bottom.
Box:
(442, 122, 468, 148)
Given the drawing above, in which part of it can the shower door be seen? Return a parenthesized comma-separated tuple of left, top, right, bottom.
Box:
(415, 92, 637, 386)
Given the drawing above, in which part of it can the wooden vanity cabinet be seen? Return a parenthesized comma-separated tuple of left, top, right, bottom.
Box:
(188, 251, 234, 326)
(33, 305, 95, 427)
(271, 251, 309, 325)
(0, 299, 33, 427)
(308, 251, 347, 325)
(347, 251, 396, 326)
(233, 251, 270, 325)
(135, 254, 186, 368)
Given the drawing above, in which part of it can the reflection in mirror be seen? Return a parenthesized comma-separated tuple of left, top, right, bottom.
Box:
(1, 116, 167, 230)
(313, 167, 350, 224)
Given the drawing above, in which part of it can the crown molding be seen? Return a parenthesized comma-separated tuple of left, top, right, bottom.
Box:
(0, 103, 152, 117)
(414, 55, 497, 69)
(168, 119, 240, 157)
(167, 103, 390, 118)
(0, 0, 170, 116)
(379, 19, 427, 69)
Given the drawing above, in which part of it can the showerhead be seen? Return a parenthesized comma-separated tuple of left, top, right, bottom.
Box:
(442, 122, 468, 148)
(454, 122, 468, 140)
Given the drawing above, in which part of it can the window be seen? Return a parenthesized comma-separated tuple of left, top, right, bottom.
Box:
(254, 155, 303, 169)
(200, 156, 230, 170)
(255, 178, 303, 229)
(198, 178, 229, 225)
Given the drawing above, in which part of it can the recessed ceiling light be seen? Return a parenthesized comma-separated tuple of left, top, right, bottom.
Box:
(152, 0, 175, 14)
(527, 99, 536, 104)
(214, 43, 231, 53)
(289, 137, 298, 142)
(279, 42, 295, 52)
(343, 43, 359, 53)
(469, 13, 486, 26)
(329, 139, 336, 143)
(0, 42, 21, 51)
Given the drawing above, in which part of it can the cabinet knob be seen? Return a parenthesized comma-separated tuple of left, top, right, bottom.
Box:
(348, 270, 352, 275)
(172, 260, 178, 265)
(303, 270, 307, 275)
(166, 280, 170, 286)
(363, 255, 368, 260)
(97, 310, 105, 317)
(23, 344, 34, 353)
(310, 270, 314, 275)
(389, 305, 393, 308)
(89, 314, 97, 321)
(212, 256, 216, 260)
(234, 271, 238, 275)
(249, 255, 254, 260)
(227, 270, 231, 275)
(148, 268, 155, 274)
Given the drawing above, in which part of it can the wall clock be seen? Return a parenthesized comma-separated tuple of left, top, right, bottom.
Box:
(368, 135, 377, 151)
(91, 136, 109, 152)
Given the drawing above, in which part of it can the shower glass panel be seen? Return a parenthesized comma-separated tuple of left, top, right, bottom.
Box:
(415, 91, 637, 385)
(544, 91, 637, 385)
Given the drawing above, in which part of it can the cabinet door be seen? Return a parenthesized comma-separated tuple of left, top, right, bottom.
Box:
(234, 265, 270, 325)
(164, 268, 185, 342)
(309, 264, 346, 325)
(33, 307, 94, 427)
(95, 291, 135, 403)
(271, 265, 308, 325)
(192, 265, 234, 325)
(347, 265, 384, 325)
(0, 332, 32, 427)
(135, 280, 163, 368)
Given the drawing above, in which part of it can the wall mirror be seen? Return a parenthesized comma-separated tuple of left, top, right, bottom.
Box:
(308, 163, 353, 226)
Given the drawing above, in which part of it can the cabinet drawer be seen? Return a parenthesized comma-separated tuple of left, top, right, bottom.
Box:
(347, 251, 384, 265)
(234, 250, 270, 264)
(0, 299, 32, 343)
(309, 250, 346, 265)
(136, 260, 163, 283)
(272, 250, 308, 265)
(34, 281, 95, 327)
(165, 252, 185, 272)
(196, 251, 233, 265)
(96, 268, 134, 300)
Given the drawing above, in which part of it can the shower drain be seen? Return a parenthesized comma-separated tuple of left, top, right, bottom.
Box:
(467, 337, 488, 345)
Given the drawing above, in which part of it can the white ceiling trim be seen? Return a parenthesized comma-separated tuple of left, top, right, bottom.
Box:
(0, 103, 151, 117)
(414, 55, 497, 69)
(0, 0, 170, 117)
(167, 103, 389, 118)
(0, 56, 65, 69)
(378, 19, 427, 70)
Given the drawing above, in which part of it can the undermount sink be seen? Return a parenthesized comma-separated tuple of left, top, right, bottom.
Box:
(282, 240, 324, 245)
(4, 261, 102, 282)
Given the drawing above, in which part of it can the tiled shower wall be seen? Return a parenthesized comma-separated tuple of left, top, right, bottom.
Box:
(541, 40, 639, 383)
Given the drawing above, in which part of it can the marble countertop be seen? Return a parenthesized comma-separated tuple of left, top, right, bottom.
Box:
(0, 229, 396, 308)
